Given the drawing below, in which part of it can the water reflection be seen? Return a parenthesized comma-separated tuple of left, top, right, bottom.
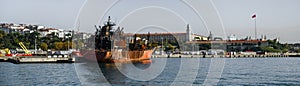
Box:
(97, 58, 181, 85)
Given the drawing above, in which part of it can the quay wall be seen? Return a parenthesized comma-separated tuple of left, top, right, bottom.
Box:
(0, 55, 74, 63)
(152, 54, 292, 58)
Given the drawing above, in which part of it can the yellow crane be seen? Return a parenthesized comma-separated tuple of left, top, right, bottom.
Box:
(18, 42, 31, 54)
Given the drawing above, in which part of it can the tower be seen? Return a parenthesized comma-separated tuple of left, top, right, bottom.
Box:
(208, 31, 213, 40)
(186, 24, 192, 42)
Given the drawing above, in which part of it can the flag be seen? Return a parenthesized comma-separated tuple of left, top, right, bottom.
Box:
(252, 13, 256, 19)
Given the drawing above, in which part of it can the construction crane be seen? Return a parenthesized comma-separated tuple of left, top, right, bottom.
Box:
(18, 42, 31, 54)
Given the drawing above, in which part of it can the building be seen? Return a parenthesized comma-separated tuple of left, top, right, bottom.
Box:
(226, 40, 268, 52)
(126, 24, 208, 44)
(187, 39, 269, 52)
(0, 23, 26, 33)
(228, 34, 237, 40)
(73, 32, 92, 41)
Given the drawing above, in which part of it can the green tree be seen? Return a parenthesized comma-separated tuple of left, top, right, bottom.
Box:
(260, 46, 281, 52)
(29, 31, 40, 49)
(0, 30, 4, 38)
(54, 42, 64, 50)
(296, 49, 300, 53)
(43, 32, 63, 49)
(40, 42, 48, 51)
(64, 41, 72, 50)
(73, 41, 85, 49)
(0, 30, 6, 48)
(165, 44, 175, 51)
(282, 49, 289, 53)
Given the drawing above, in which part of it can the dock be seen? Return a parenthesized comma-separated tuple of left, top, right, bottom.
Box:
(152, 54, 292, 58)
(0, 56, 9, 62)
(0, 55, 75, 64)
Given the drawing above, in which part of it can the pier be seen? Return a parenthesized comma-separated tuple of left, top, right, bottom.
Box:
(152, 54, 293, 58)
(0, 55, 75, 64)
(0, 56, 9, 62)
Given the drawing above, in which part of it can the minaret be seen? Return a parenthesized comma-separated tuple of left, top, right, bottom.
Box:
(186, 24, 192, 42)
(208, 31, 213, 40)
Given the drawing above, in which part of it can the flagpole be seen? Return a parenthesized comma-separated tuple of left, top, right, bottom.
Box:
(252, 13, 257, 39)
(255, 17, 257, 39)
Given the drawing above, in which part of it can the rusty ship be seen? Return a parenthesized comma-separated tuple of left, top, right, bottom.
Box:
(81, 16, 155, 63)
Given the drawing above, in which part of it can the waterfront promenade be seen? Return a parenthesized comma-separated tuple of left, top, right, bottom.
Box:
(152, 53, 300, 58)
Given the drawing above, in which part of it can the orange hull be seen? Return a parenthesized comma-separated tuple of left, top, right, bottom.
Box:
(81, 48, 155, 63)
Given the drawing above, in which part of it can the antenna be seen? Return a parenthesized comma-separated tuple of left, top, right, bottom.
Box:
(76, 20, 80, 32)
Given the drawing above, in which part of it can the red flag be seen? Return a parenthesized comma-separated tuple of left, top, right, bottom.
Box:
(252, 13, 256, 19)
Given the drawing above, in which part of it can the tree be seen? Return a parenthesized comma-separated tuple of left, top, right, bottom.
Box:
(40, 42, 48, 51)
(260, 46, 281, 52)
(198, 44, 211, 50)
(73, 41, 85, 49)
(54, 42, 64, 50)
(0, 30, 5, 38)
(64, 41, 72, 50)
(165, 44, 175, 52)
(282, 49, 289, 53)
(296, 49, 300, 53)
(0, 30, 6, 48)
(29, 31, 40, 49)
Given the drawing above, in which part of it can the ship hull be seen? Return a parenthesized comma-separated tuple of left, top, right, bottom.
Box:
(81, 48, 155, 63)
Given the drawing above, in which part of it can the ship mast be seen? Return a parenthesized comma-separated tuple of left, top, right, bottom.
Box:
(95, 16, 116, 51)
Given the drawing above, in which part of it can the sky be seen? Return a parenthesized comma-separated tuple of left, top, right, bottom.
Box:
(1, 0, 300, 43)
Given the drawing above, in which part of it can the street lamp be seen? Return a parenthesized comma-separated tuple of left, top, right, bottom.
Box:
(161, 38, 164, 55)
(68, 37, 69, 51)
(67, 34, 71, 51)
(35, 35, 37, 54)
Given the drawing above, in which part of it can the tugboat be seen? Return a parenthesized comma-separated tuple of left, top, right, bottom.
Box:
(82, 16, 155, 63)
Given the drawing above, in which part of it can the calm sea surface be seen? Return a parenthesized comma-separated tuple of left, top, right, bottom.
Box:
(1, 57, 300, 85)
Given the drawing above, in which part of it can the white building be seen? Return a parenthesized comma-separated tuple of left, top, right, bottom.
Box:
(228, 34, 237, 40)
(127, 24, 208, 43)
